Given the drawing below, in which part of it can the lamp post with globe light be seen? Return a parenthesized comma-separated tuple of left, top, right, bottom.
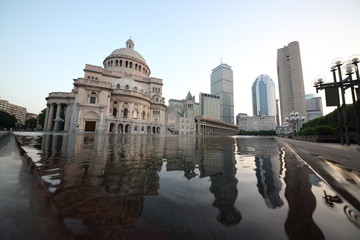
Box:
(313, 54, 360, 145)
(285, 111, 305, 138)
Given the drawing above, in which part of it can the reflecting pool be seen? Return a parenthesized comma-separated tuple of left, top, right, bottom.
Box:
(15, 133, 359, 239)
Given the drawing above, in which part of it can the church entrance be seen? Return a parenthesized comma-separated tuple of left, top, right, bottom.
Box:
(84, 121, 96, 131)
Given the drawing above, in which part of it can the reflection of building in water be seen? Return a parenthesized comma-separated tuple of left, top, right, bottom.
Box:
(164, 136, 241, 225)
(283, 146, 324, 239)
(22, 133, 163, 237)
(254, 156, 284, 208)
(236, 137, 284, 209)
(209, 137, 241, 225)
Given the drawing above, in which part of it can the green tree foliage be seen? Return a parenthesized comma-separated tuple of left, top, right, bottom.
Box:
(238, 130, 276, 136)
(300, 101, 359, 135)
(24, 118, 37, 130)
(0, 110, 17, 129)
(37, 108, 47, 129)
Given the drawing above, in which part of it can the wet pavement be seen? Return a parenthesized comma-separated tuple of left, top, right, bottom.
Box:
(0, 132, 359, 239)
(276, 137, 360, 210)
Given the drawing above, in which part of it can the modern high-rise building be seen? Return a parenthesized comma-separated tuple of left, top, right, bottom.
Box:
(252, 74, 276, 117)
(277, 41, 307, 123)
(305, 93, 323, 120)
(199, 92, 220, 120)
(211, 63, 234, 124)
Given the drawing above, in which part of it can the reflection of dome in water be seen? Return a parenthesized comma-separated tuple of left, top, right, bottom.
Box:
(50, 188, 144, 236)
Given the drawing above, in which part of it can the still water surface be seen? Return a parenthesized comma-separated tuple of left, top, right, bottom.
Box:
(15, 133, 359, 239)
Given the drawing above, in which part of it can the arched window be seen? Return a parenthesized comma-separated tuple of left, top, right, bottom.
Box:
(134, 125, 138, 131)
(126, 61, 128, 68)
(142, 111, 145, 120)
(115, 60, 118, 66)
(138, 65, 141, 71)
(111, 60, 113, 66)
(134, 87, 137, 91)
(113, 108, 117, 117)
(117, 84, 120, 89)
(141, 126, 144, 131)
(135, 63, 138, 70)
(120, 60, 122, 67)
(125, 85, 129, 90)
(123, 108, 128, 118)
(130, 62, 132, 68)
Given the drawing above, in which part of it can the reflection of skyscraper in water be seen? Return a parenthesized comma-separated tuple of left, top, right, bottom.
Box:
(254, 156, 284, 208)
(236, 137, 284, 209)
(163, 136, 241, 225)
(283, 146, 324, 239)
(208, 137, 242, 225)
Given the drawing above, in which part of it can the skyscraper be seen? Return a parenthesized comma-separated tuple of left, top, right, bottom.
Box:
(305, 93, 323, 120)
(211, 63, 234, 124)
(277, 41, 307, 123)
(252, 74, 276, 116)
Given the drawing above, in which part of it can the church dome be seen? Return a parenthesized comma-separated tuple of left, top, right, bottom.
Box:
(107, 39, 146, 64)
(103, 39, 151, 77)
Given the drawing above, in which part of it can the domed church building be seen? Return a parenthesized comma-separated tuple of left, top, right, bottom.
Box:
(44, 39, 166, 134)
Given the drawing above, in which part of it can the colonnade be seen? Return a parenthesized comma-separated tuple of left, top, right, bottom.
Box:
(195, 116, 238, 135)
(44, 103, 71, 132)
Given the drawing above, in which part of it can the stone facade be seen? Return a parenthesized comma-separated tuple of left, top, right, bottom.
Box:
(44, 39, 166, 134)
(238, 115, 277, 131)
(166, 91, 196, 135)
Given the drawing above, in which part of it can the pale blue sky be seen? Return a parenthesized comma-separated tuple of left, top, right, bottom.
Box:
(1, 0, 359, 117)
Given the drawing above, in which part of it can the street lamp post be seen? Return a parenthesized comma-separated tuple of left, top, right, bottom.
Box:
(313, 54, 360, 145)
(285, 111, 305, 138)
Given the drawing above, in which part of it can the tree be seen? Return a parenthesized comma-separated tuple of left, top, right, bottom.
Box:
(24, 118, 37, 131)
(0, 110, 17, 130)
(37, 108, 47, 129)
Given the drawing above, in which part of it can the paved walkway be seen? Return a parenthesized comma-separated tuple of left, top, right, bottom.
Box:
(276, 137, 360, 210)
(0, 133, 65, 239)
(276, 137, 360, 171)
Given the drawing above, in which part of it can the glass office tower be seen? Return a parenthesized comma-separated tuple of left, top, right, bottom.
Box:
(211, 63, 234, 124)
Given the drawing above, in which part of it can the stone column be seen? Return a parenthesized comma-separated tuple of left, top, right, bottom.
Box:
(64, 104, 72, 132)
(53, 104, 61, 131)
(46, 104, 55, 131)
(43, 104, 50, 131)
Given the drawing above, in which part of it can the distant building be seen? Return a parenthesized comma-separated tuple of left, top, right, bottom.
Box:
(276, 99, 280, 126)
(199, 92, 220, 120)
(238, 115, 276, 131)
(211, 63, 234, 124)
(252, 74, 276, 116)
(306, 94, 323, 120)
(166, 91, 196, 135)
(277, 41, 307, 123)
(25, 113, 38, 119)
(0, 99, 27, 123)
(236, 113, 248, 125)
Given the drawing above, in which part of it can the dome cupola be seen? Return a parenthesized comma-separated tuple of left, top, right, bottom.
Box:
(103, 39, 151, 77)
